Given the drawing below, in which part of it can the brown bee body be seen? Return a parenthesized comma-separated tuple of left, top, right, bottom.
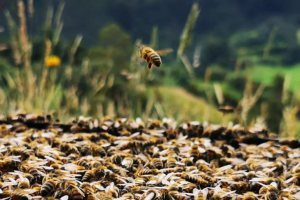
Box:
(137, 45, 173, 72)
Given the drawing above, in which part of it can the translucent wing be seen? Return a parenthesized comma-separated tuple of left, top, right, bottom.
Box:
(156, 48, 173, 56)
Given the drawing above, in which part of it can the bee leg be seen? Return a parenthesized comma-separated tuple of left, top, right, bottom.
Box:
(147, 62, 152, 72)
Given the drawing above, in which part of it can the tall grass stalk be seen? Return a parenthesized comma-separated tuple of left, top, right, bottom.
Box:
(177, 3, 200, 58)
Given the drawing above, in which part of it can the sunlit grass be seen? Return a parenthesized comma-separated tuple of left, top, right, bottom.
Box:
(247, 64, 300, 92)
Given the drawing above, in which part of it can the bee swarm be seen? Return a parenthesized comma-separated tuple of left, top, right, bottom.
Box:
(0, 114, 300, 200)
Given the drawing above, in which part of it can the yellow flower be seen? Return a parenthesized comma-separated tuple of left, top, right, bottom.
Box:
(44, 55, 61, 67)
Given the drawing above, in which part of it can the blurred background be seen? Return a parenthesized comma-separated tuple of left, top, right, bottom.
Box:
(0, 0, 300, 137)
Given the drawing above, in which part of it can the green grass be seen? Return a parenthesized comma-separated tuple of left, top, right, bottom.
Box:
(247, 64, 300, 92)
(148, 86, 230, 124)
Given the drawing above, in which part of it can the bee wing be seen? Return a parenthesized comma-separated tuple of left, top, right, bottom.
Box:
(156, 48, 173, 56)
(61, 195, 69, 200)
(201, 188, 208, 200)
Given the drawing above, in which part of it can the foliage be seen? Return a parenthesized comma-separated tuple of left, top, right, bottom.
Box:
(1, 1, 300, 137)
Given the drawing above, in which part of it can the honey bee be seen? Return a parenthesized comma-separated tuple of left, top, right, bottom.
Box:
(169, 191, 191, 200)
(151, 158, 163, 169)
(241, 192, 258, 200)
(136, 45, 173, 72)
(121, 193, 135, 200)
(17, 177, 30, 189)
(70, 186, 85, 200)
(218, 106, 235, 115)
(190, 145, 201, 160)
(10, 188, 38, 200)
(90, 144, 106, 157)
(193, 188, 208, 200)
(40, 178, 58, 196)
(165, 157, 177, 168)
(182, 158, 193, 166)
(181, 172, 210, 187)
(54, 189, 70, 199)
(141, 188, 161, 200)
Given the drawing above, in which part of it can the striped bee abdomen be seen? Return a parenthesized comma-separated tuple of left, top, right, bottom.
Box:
(150, 52, 162, 67)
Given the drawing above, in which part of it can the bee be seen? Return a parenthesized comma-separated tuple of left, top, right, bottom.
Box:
(122, 157, 134, 170)
(12, 188, 37, 200)
(190, 145, 201, 160)
(148, 119, 161, 129)
(278, 192, 294, 200)
(169, 191, 191, 200)
(141, 188, 161, 200)
(76, 158, 89, 169)
(165, 157, 177, 168)
(90, 144, 106, 157)
(40, 178, 58, 197)
(136, 45, 173, 72)
(160, 167, 183, 174)
(70, 186, 85, 200)
(107, 172, 127, 184)
(182, 158, 193, 166)
(17, 177, 30, 189)
(181, 172, 209, 187)
(193, 188, 208, 200)
(80, 182, 94, 194)
(54, 189, 70, 199)
(151, 158, 163, 169)
(183, 183, 197, 193)
(121, 193, 135, 200)
(0, 189, 13, 199)
(241, 192, 258, 200)
(218, 106, 235, 115)
(110, 154, 124, 165)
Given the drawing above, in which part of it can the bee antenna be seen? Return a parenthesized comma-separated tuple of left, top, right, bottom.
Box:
(135, 45, 140, 49)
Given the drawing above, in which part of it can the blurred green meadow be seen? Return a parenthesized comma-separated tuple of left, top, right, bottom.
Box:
(1, 1, 300, 137)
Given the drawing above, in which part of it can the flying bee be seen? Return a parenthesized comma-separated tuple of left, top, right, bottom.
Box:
(218, 106, 235, 115)
(136, 45, 173, 72)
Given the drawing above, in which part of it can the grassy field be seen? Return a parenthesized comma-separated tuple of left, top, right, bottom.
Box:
(247, 64, 300, 93)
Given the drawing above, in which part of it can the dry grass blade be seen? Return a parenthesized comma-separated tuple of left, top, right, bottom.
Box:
(45, 4, 53, 32)
(5, 10, 21, 65)
(282, 75, 290, 104)
(204, 67, 212, 83)
(213, 83, 224, 105)
(69, 34, 83, 66)
(150, 26, 158, 50)
(154, 102, 164, 119)
(28, 0, 34, 18)
(262, 26, 278, 61)
(18, 0, 28, 52)
(55, 1, 65, 27)
(234, 59, 242, 77)
(177, 3, 200, 58)
(239, 66, 265, 125)
(53, 1, 65, 45)
(53, 22, 63, 46)
(193, 45, 201, 68)
(281, 106, 299, 138)
(180, 54, 195, 78)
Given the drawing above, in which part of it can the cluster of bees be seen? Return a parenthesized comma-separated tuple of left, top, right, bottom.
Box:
(1, 112, 300, 200)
